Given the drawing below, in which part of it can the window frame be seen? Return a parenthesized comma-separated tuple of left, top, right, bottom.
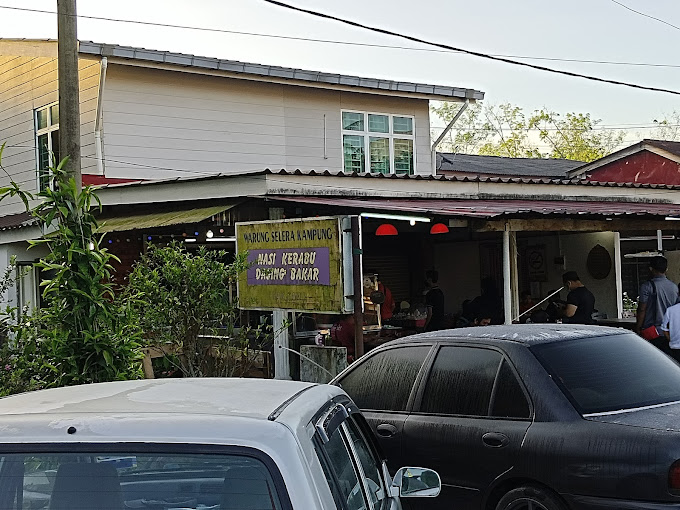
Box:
(341, 110, 416, 175)
(34, 102, 59, 192)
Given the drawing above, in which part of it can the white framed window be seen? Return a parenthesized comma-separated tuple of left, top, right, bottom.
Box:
(35, 102, 60, 192)
(342, 111, 415, 175)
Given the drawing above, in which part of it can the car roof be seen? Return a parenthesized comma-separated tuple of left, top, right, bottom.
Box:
(392, 324, 628, 346)
(0, 378, 319, 420)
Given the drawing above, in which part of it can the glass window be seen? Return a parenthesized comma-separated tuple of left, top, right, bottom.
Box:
(532, 333, 680, 414)
(50, 104, 59, 126)
(491, 359, 531, 418)
(35, 103, 59, 192)
(339, 346, 431, 411)
(393, 139, 413, 175)
(318, 425, 368, 510)
(36, 108, 48, 130)
(0, 451, 284, 510)
(420, 346, 502, 416)
(393, 116, 413, 135)
(343, 135, 365, 173)
(343, 112, 364, 131)
(368, 114, 389, 133)
(369, 137, 390, 174)
(345, 419, 385, 508)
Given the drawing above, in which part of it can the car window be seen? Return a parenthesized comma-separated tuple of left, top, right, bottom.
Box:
(0, 451, 285, 510)
(532, 333, 680, 414)
(419, 346, 502, 416)
(315, 423, 369, 510)
(491, 359, 531, 418)
(338, 346, 431, 411)
(345, 418, 387, 508)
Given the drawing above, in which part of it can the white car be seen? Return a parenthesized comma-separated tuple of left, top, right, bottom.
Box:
(0, 378, 440, 509)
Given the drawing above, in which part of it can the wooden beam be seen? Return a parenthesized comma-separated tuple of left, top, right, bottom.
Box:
(473, 218, 678, 233)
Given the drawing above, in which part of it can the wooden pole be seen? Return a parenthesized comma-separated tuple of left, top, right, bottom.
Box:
(57, 0, 82, 192)
(351, 216, 364, 358)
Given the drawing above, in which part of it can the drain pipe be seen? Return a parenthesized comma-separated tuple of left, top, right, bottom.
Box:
(430, 98, 470, 175)
(94, 56, 108, 175)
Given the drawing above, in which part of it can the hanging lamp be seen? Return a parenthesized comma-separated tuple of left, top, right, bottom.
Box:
(429, 223, 449, 235)
(375, 223, 398, 236)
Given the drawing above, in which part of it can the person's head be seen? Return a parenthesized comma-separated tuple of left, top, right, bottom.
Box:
(473, 309, 492, 326)
(562, 271, 581, 291)
(649, 255, 668, 276)
(343, 314, 355, 325)
(520, 290, 532, 304)
(425, 270, 439, 287)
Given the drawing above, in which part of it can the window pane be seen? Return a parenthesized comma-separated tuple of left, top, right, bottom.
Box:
(342, 112, 364, 131)
(339, 346, 431, 411)
(393, 139, 413, 175)
(369, 137, 390, 174)
(393, 116, 413, 135)
(420, 346, 502, 416)
(345, 419, 384, 507)
(322, 426, 368, 510)
(532, 333, 680, 414)
(50, 104, 59, 126)
(1, 451, 284, 510)
(368, 114, 389, 133)
(51, 129, 60, 167)
(343, 135, 365, 173)
(36, 109, 48, 130)
(491, 359, 531, 418)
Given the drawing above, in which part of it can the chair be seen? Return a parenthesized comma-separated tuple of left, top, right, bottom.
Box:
(222, 466, 277, 510)
(50, 463, 123, 510)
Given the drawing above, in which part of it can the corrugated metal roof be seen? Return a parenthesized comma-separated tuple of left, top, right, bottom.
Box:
(0, 212, 36, 231)
(272, 196, 680, 218)
(437, 153, 583, 178)
(98, 204, 236, 232)
(78, 41, 484, 101)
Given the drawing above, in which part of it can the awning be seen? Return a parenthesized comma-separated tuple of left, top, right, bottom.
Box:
(98, 203, 238, 233)
(273, 196, 680, 218)
(0, 211, 36, 231)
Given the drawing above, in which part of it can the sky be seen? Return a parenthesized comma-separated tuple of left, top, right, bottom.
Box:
(3, 0, 680, 139)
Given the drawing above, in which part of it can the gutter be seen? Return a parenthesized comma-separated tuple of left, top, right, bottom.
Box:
(94, 56, 108, 175)
(430, 99, 469, 176)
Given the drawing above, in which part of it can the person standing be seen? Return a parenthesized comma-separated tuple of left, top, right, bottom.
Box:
(562, 271, 596, 325)
(660, 295, 680, 362)
(636, 255, 679, 353)
(424, 269, 445, 332)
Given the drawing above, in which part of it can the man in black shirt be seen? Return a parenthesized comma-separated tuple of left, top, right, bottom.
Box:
(425, 269, 445, 331)
(562, 271, 596, 325)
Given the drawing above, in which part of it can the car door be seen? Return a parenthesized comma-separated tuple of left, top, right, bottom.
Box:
(401, 344, 533, 510)
(335, 344, 434, 470)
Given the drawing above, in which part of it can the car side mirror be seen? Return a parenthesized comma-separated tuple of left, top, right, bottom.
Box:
(390, 466, 441, 498)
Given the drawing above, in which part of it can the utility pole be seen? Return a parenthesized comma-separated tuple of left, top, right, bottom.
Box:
(57, 0, 82, 192)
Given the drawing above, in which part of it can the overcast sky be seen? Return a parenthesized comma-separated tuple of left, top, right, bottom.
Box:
(3, 0, 680, 136)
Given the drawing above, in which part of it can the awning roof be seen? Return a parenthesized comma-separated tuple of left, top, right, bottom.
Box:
(273, 196, 680, 218)
(98, 204, 237, 232)
(0, 211, 36, 231)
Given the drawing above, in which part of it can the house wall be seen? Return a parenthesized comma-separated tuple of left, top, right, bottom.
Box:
(586, 150, 680, 185)
(99, 65, 432, 180)
(0, 41, 101, 217)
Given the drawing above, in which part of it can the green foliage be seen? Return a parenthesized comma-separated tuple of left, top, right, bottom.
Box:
(0, 158, 144, 394)
(648, 111, 680, 141)
(125, 243, 268, 377)
(431, 102, 626, 162)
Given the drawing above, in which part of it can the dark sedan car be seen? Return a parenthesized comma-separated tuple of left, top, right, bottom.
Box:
(333, 324, 680, 510)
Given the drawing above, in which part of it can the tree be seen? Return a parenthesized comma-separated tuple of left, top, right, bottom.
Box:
(648, 111, 680, 141)
(125, 243, 268, 378)
(432, 102, 626, 162)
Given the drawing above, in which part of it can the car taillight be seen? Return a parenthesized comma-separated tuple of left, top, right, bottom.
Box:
(669, 460, 680, 492)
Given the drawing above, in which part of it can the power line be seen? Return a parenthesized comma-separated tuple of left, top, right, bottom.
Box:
(261, 0, 680, 97)
(2, 4, 680, 70)
(609, 0, 680, 32)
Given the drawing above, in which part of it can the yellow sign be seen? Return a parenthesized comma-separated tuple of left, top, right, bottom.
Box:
(236, 217, 348, 312)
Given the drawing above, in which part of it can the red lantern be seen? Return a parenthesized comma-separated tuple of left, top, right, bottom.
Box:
(429, 223, 449, 235)
(375, 223, 398, 236)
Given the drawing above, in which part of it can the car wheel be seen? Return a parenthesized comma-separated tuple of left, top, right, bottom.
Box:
(495, 485, 567, 510)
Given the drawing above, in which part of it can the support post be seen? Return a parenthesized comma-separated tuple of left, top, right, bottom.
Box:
(273, 310, 291, 380)
(657, 229, 664, 252)
(503, 223, 512, 325)
(614, 231, 623, 319)
(57, 0, 82, 191)
(351, 216, 364, 358)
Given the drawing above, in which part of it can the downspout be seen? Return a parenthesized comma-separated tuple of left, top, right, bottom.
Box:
(430, 98, 470, 176)
(94, 57, 108, 175)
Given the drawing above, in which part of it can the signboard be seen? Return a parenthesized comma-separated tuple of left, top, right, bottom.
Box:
(526, 245, 547, 282)
(236, 216, 353, 313)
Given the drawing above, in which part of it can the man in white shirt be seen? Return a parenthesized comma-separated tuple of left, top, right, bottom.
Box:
(660, 301, 680, 362)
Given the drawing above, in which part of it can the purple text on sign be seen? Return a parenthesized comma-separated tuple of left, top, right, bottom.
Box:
(247, 247, 331, 286)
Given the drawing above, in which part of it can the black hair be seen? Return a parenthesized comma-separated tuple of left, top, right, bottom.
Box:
(562, 271, 580, 284)
(650, 255, 668, 273)
(426, 269, 439, 283)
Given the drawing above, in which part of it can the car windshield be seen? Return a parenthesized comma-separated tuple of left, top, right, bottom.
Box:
(531, 333, 680, 415)
(0, 450, 284, 510)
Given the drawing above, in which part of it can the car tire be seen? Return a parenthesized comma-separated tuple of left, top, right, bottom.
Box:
(495, 485, 567, 510)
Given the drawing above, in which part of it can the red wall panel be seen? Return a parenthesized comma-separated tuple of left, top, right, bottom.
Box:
(586, 151, 680, 185)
